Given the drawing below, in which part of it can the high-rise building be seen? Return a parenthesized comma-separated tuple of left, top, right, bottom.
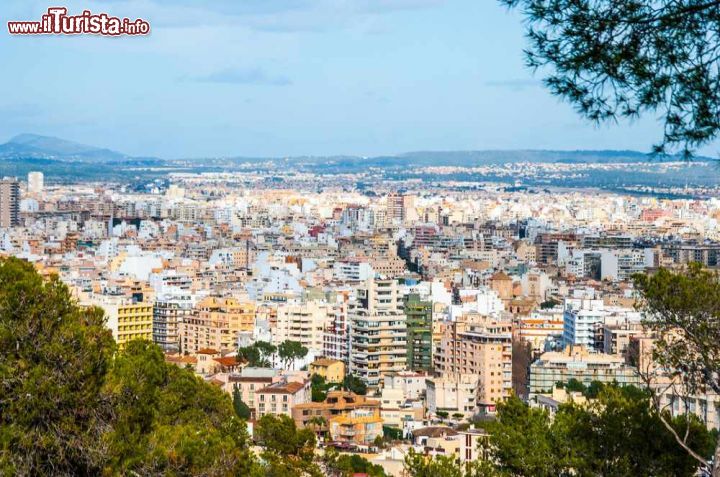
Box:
(323, 294, 350, 364)
(153, 293, 193, 353)
(562, 298, 606, 348)
(0, 178, 20, 228)
(386, 193, 415, 224)
(348, 279, 407, 388)
(27, 171, 44, 195)
(434, 314, 513, 413)
(404, 293, 433, 372)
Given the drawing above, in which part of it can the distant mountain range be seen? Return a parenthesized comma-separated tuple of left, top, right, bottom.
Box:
(0, 133, 712, 165)
(0, 133, 135, 162)
(0, 133, 716, 189)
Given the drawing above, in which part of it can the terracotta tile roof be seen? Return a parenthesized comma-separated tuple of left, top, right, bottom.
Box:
(257, 380, 307, 394)
(213, 356, 240, 367)
(196, 348, 220, 355)
(165, 354, 197, 365)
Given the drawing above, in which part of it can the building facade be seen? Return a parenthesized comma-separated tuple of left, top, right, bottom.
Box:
(181, 296, 255, 354)
(404, 293, 433, 372)
(0, 178, 20, 228)
(348, 279, 408, 388)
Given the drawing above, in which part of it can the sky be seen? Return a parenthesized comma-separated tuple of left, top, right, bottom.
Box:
(1, 0, 717, 159)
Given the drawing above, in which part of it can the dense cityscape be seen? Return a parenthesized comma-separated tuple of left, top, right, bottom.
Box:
(2, 162, 719, 475)
(5, 0, 720, 474)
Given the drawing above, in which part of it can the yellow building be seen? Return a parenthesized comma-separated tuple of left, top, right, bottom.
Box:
(309, 358, 346, 383)
(81, 294, 153, 350)
(115, 302, 154, 349)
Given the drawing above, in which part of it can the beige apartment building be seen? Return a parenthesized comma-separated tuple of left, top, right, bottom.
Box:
(434, 314, 513, 413)
(273, 300, 334, 352)
(426, 373, 481, 418)
(369, 255, 408, 278)
(529, 345, 641, 396)
(348, 279, 407, 388)
(0, 178, 20, 228)
(181, 296, 255, 354)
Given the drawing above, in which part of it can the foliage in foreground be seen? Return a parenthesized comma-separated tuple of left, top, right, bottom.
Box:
(253, 414, 322, 477)
(0, 258, 254, 476)
(405, 386, 714, 477)
(321, 447, 388, 477)
(634, 264, 720, 473)
(502, 0, 720, 156)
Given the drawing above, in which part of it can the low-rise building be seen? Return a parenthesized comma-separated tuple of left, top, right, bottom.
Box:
(309, 358, 346, 383)
(292, 391, 383, 445)
(426, 374, 479, 418)
(256, 379, 311, 418)
(529, 345, 641, 396)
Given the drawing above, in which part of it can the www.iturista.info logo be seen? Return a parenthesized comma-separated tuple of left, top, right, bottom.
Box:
(8, 7, 150, 36)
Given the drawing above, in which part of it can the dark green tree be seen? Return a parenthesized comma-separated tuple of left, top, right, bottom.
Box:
(0, 258, 256, 476)
(483, 388, 714, 477)
(564, 378, 587, 394)
(342, 374, 367, 395)
(323, 447, 388, 477)
(233, 386, 252, 419)
(585, 380, 606, 399)
(556, 386, 714, 477)
(311, 373, 328, 402)
(502, 0, 720, 156)
(255, 340, 278, 364)
(0, 258, 114, 476)
(254, 414, 322, 477)
(237, 344, 262, 366)
(634, 264, 720, 475)
(483, 396, 566, 477)
(278, 340, 309, 370)
(238, 340, 277, 367)
(104, 340, 256, 476)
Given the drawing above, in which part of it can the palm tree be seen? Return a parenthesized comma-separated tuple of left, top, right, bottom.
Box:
(306, 416, 328, 440)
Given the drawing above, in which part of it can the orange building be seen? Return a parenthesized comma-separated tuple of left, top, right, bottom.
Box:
(292, 391, 383, 445)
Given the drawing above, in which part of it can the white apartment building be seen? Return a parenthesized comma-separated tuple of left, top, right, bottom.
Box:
(384, 371, 428, 400)
(153, 292, 194, 353)
(600, 249, 648, 281)
(348, 279, 407, 388)
(562, 298, 607, 348)
(27, 171, 44, 195)
(333, 259, 375, 281)
(323, 297, 350, 363)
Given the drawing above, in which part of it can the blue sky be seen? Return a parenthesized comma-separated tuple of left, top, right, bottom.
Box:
(1, 0, 716, 158)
